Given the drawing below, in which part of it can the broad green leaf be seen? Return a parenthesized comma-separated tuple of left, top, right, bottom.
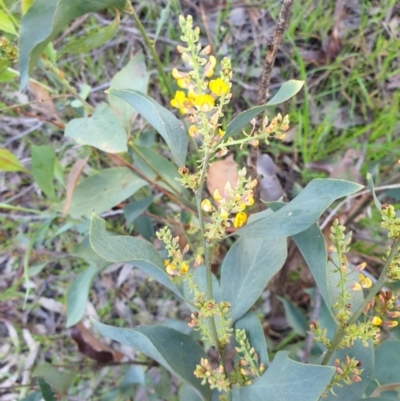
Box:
(124, 196, 155, 226)
(66, 167, 147, 216)
(107, 89, 187, 166)
(276, 296, 308, 337)
(33, 363, 75, 395)
(107, 53, 150, 130)
(235, 312, 269, 366)
(325, 340, 374, 401)
(38, 378, 56, 401)
(18, 0, 125, 88)
(0, 10, 18, 35)
(372, 340, 400, 385)
(90, 214, 182, 298)
(31, 145, 56, 199)
(65, 103, 127, 154)
(225, 80, 304, 138)
(133, 215, 154, 240)
(93, 322, 211, 401)
(58, 12, 119, 56)
(236, 179, 363, 238)
(179, 382, 203, 401)
(66, 265, 100, 327)
(132, 145, 185, 195)
(71, 236, 109, 268)
(0, 148, 29, 173)
(232, 351, 335, 401)
(221, 212, 287, 321)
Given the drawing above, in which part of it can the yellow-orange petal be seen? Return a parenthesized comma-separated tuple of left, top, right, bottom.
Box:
(194, 94, 215, 112)
(371, 316, 382, 326)
(234, 212, 247, 228)
(209, 78, 229, 96)
(201, 199, 213, 212)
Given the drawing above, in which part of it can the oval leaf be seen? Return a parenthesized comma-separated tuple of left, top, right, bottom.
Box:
(18, 0, 125, 88)
(225, 80, 304, 138)
(236, 179, 363, 238)
(33, 363, 75, 395)
(221, 215, 287, 322)
(93, 321, 211, 401)
(232, 351, 335, 401)
(106, 88, 187, 166)
(65, 103, 128, 154)
(90, 214, 182, 298)
(58, 11, 119, 56)
(0, 148, 29, 173)
(65, 167, 147, 216)
(31, 145, 56, 199)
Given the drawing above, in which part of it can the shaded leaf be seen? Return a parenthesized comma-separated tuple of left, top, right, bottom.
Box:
(236, 179, 363, 238)
(108, 53, 150, 130)
(33, 363, 75, 395)
(38, 378, 56, 401)
(276, 296, 308, 337)
(90, 214, 182, 298)
(372, 340, 400, 385)
(18, 0, 125, 88)
(0, 148, 29, 173)
(0, 10, 18, 35)
(225, 80, 304, 138)
(221, 211, 287, 322)
(65, 167, 147, 216)
(232, 351, 335, 401)
(107, 89, 187, 166)
(71, 321, 123, 363)
(58, 11, 119, 56)
(93, 321, 211, 401)
(31, 145, 56, 199)
(124, 195, 155, 226)
(179, 382, 203, 401)
(235, 312, 269, 366)
(65, 103, 127, 154)
(66, 265, 99, 327)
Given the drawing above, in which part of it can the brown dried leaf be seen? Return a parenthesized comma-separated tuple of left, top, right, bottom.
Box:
(206, 153, 238, 201)
(62, 157, 89, 216)
(71, 321, 123, 363)
(28, 82, 61, 123)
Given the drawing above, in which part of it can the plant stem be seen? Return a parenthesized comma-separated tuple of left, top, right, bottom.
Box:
(195, 149, 220, 351)
(129, 7, 174, 99)
(321, 237, 400, 365)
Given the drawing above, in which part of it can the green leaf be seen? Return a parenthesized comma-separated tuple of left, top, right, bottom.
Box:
(0, 148, 30, 173)
(92, 321, 211, 401)
(236, 179, 363, 238)
(276, 296, 308, 337)
(133, 215, 154, 241)
(18, 0, 125, 88)
(0, 10, 18, 35)
(65, 167, 147, 216)
(235, 312, 269, 367)
(33, 363, 75, 395)
(106, 89, 187, 166)
(18, 392, 42, 401)
(31, 145, 56, 199)
(132, 145, 185, 195)
(124, 195, 155, 226)
(66, 265, 100, 327)
(372, 340, 400, 385)
(38, 378, 56, 401)
(232, 351, 335, 401)
(58, 12, 119, 56)
(221, 212, 287, 321)
(0, 58, 10, 74)
(90, 214, 182, 298)
(179, 382, 203, 401)
(64, 103, 128, 154)
(324, 340, 374, 401)
(107, 53, 150, 130)
(367, 173, 381, 210)
(225, 80, 304, 138)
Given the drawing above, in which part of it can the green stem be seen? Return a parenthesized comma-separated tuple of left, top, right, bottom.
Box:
(130, 8, 174, 99)
(195, 149, 220, 351)
(0, 203, 44, 214)
(321, 237, 400, 365)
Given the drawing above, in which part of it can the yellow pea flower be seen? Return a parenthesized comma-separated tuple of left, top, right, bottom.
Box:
(166, 263, 178, 275)
(180, 261, 189, 273)
(188, 125, 199, 137)
(194, 94, 215, 112)
(170, 91, 188, 114)
(209, 78, 229, 96)
(359, 273, 372, 288)
(201, 199, 213, 212)
(213, 189, 222, 201)
(385, 321, 398, 328)
(371, 316, 382, 326)
(234, 212, 247, 228)
(204, 55, 216, 78)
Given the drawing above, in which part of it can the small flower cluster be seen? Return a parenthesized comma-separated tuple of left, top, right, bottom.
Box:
(381, 203, 400, 239)
(200, 168, 257, 242)
(234, 329, 265, 385)
(156, 227, 190, 276)
(365, 290, 400, 329)
(0, 37, 17, 61)
(170, 15, 232, 148)
(194, 358, 230, 392)
(323, 356, 363, 396)
(385, 247, 400, 281)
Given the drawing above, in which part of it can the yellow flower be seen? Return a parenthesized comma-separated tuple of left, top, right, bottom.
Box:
(218, 129, 225, 137)
(209, 78, 229, 96)
(359, 273, 372, 288)
(244, 196, 254, 206)
(188, 125, 199, 137)
(219, 207, 229, 219)
(170, 91, 188, 114)
(234, 212, 247, 228)
(166, 263, 178, 275)
(385, 320, 399, 328)
(172, 68, 184, 79)
(213, 189, 222, 201)
(180, 261, 189, 273)
(204, 55, 216, 78)
(194, 94, 214, 112)
(201, 199, 213, 212)
(177, 77, 191, 88)
(371, 316, 383, 326)
(351, 282, 362, 291)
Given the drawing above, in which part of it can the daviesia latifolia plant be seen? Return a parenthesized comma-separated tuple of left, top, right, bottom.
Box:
(89, 16, 400, 401)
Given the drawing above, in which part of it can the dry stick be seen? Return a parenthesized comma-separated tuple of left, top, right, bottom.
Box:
(251, 0, 294, 206)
